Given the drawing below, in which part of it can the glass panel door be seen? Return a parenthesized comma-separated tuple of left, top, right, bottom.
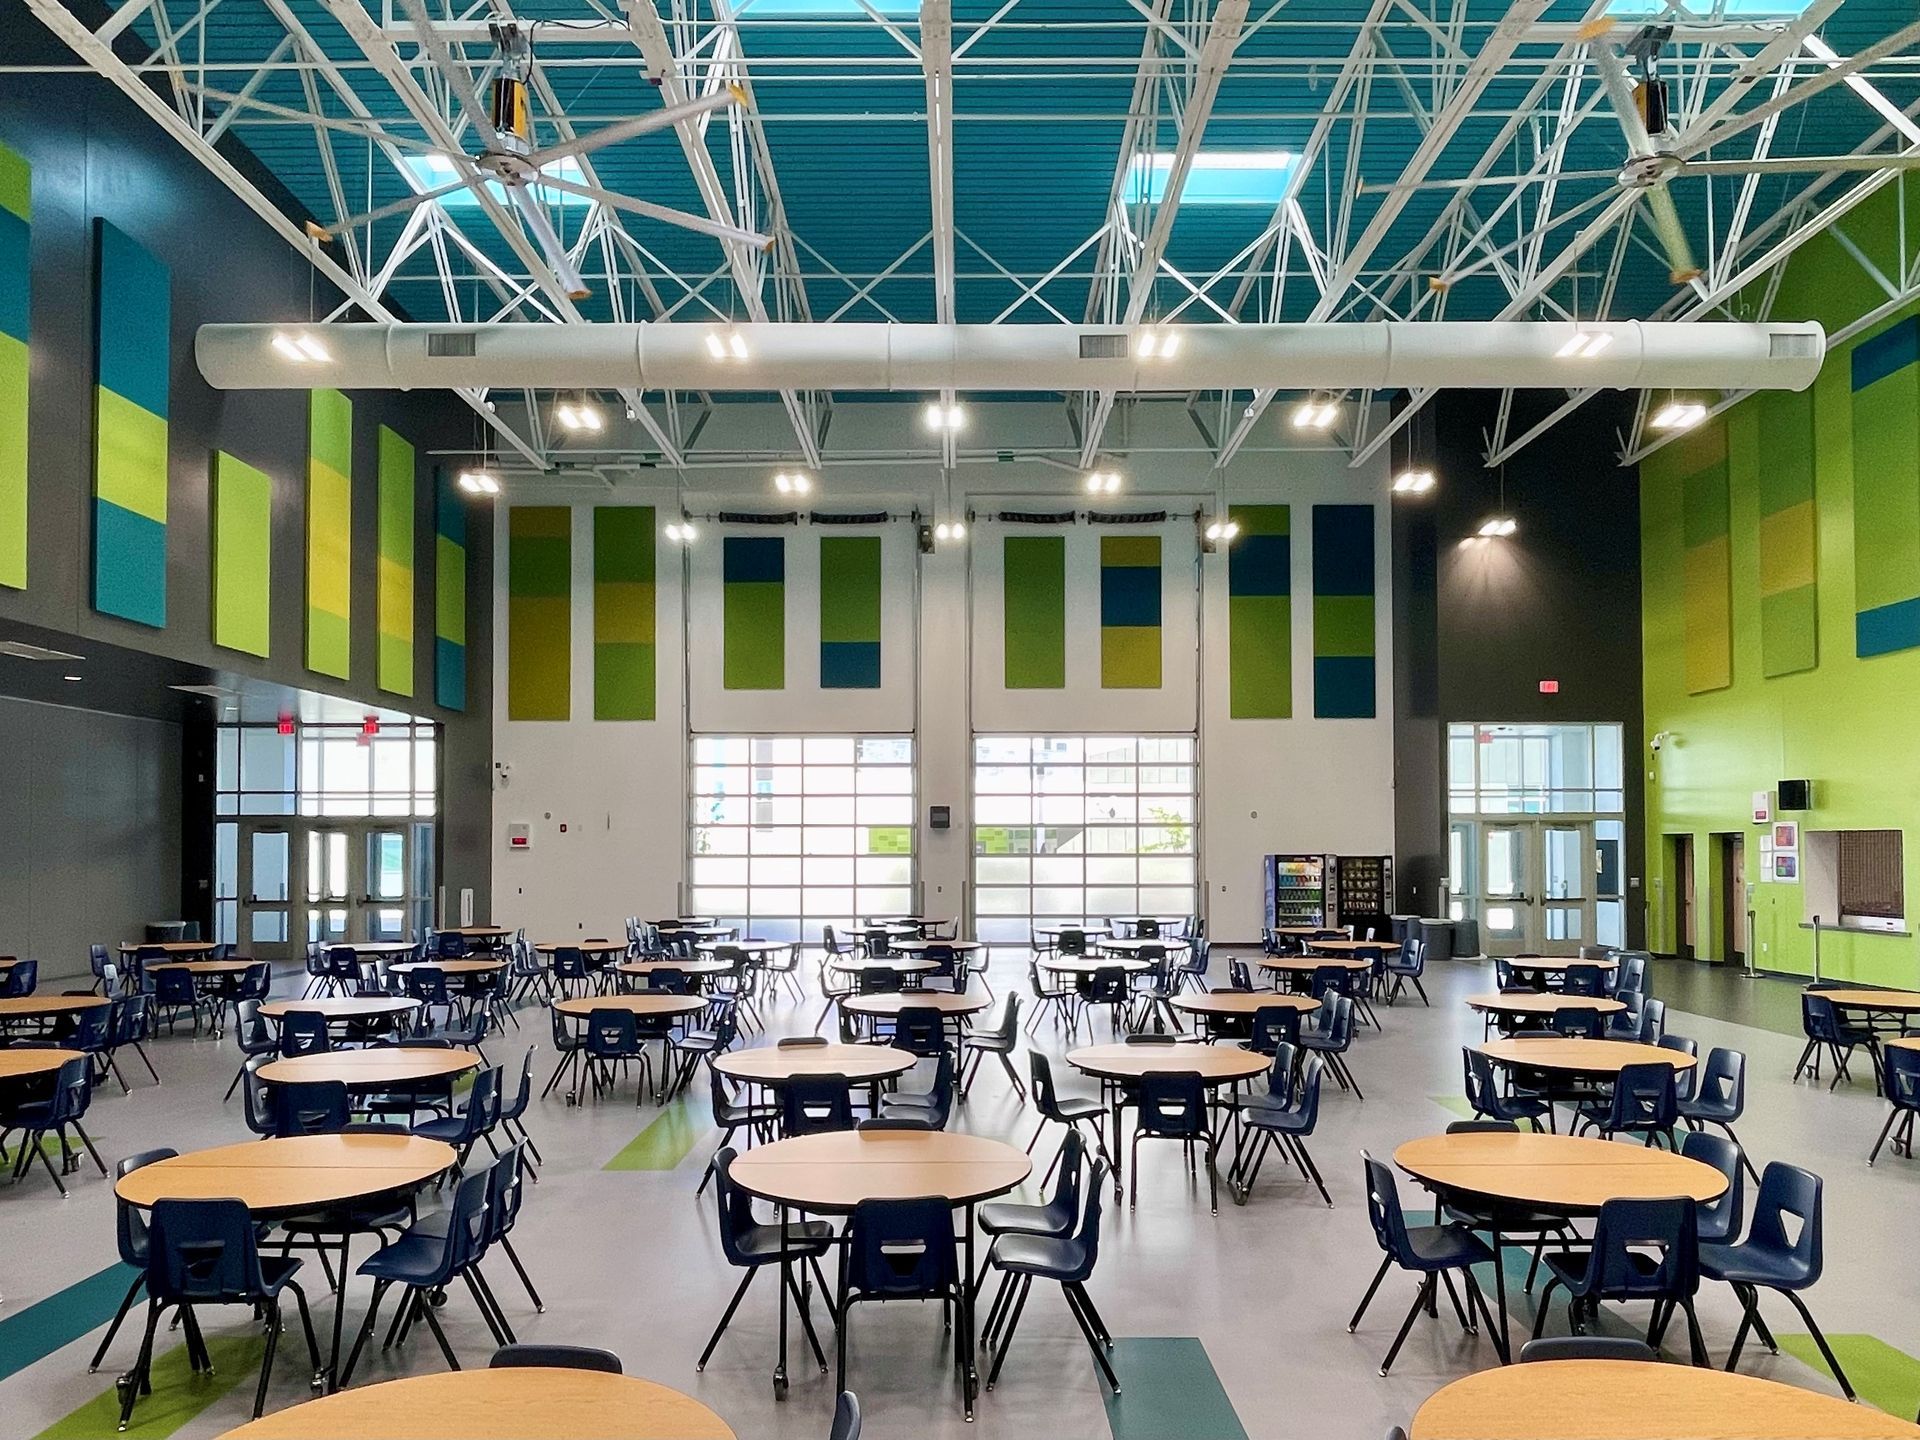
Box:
(1541, 823, 1594, 948)
(363, 829, 411, 940)
(239, 826, 295, 963)
(1481, 824, 1530, 955)
(306, 829, 351, 946)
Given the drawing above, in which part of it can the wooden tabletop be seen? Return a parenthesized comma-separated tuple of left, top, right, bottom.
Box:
(831, 956, 938, 975)
(655, 925, 734, 937)
(0, 1048, 79, 1081)
(390, 959, 509, 975)
(617, 958, 734, 977)
(1257, 955, 1373, 974)
(213, 1365, 736, 1439)
(116, 1134, 454, 1216)
(260, 997, 419, 1023)
(148, 959, 256, 975)
(554, 994, 706, 1020)
(1042, 956, 1150, 975)
(119, 940, 216, 954)
(1887, 1037, 1920, 1056)
(1394, 1131, 1727, 1214)
(842, 991, 991, 1017)
(1305, 937, 1400, 953)
(1409, 1359, 1920, 1440)
(1067, 1042, 1272, 1083)
(1099, 937, 1191, 953)
(716, 1043, 917, 1084)
(1466, 992, 1628, 1017)
(258, 1050, 479, 1088)
(0, 994, 110, 1018)
(1172, 991, 1321, 1018)
(1503, 956, 1620, 974)
(730, 1129, 1031, 1212)
(1478, 1037, 1697, 1077)
(695, 940, 793, 955)
(1818, 988, 1920, 1013)
(1031, 923, 1099, 937)
(1271, 925, 1334, 935)
(891, 939, 985, 953)
(534, 939, 623, 953)
(338, 941, 420, 955)
(442, 926, 512, 937)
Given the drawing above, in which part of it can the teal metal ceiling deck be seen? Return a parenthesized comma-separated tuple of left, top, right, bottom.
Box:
(121, 0, 1920, 329)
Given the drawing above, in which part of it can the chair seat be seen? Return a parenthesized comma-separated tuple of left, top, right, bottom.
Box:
(1239, 1100, 1311, 1135)
(357, 1230, 454, 1286)
(1677, 1098, 1738, 1123)
(1699, 1243, 1805, 1288)
(410, 1113, 477, 1143)
(1443, 1203, 1567, 1236)
(735, 1220, 836, 1264)
(990, 1232, 1089, 1279)
(716, 1101, 778, 1127)
(1543, 1246, 1666, 1296)
(282, 1201, 413, 1236)
(966, 1035, 1016, 1055)
(1400, 1224, 1495, 1272)
(1049, 1095, 1105, 1123)
(978, 1199, 1074, 1238)
(880, 1095, 942, 1120)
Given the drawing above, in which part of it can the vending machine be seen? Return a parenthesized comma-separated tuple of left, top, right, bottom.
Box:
(1263, 855, 1327, 928)
(1329, 854, 1394, 938)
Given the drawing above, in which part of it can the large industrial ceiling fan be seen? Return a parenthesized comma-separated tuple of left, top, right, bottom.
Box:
(1364, 21, 1920, 286)
(308, 17, 767, 299)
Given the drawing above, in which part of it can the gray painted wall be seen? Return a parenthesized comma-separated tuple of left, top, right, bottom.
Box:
(0, 695, 182, 982)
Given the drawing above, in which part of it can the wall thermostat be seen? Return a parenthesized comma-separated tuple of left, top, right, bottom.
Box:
(929, 805, 951, 831)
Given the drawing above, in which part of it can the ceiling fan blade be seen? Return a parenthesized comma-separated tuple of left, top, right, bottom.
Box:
(1642, 185, 1701, 285)
(1357, 168, 1620, 196)
(316, 172, 489, 241)
(1683, 152, 1920, 179)
(506, 184, 591, 301)
(525, 84, 748, 170)
(526, 172, 773, 251)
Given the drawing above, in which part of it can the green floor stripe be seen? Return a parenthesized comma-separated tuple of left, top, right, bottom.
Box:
(0, 1262, 138, 1382)
(1101, 1338, 1247, 1440)
(33, 1336, 260, 1440)
(604, 1099, 708, 1171)
(1428, 1093, 1475, 1121)
(1777, 1334, 1920, 1419)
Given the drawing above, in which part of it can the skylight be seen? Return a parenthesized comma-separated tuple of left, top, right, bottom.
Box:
(1124, 151, 1299, 206)
(1607, 0, 1816, 14)
(400, 153, 591, 209)
(738, 0, 920, 13)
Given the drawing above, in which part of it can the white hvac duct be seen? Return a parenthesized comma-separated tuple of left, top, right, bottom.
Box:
(197, 320, 1825, 394)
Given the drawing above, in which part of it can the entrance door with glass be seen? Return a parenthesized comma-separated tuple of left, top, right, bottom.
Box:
(237, 826, 295, 963)
(306, 822, 431, 947)
(1480, 820, 1596, 956)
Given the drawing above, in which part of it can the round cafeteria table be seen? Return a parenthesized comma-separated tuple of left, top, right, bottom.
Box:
(118, 940, 216, 955)
(1394, 1129, 1727, 1360)
(257, 1048, 478, 1089)
(118, 1134, 454, 1389)
(260, 997, 419, 1032)
(1816, 987, 1920, 1015)
(1409, 1359, 1920, 1440)
(0, 994, 109, 1040)
(389, 958, 508, 976)
(336, 941, 419, 956)
(1466, 991, 1627, 1021)
(442, 926, 512, 938)
(1098, 937, 1190, 954)
(890, 938, 984, 954)
(0, 1047, 77, 1081)
(656, 925, 735, 940)
(1068, 1041, 1270, 1193)
(842, 991, 988, 1018)
(716, 1042, 915, 1111)
(1304, 937, 1399, 953)
(1042, 955, 1149, 976)
(1477, 1036, 1697, 1081)
(534, 939, 623, 953)
(214, 1368, 735, 1440)
(831, 956, 939, 977)
(1502, 955, 1619, 989)
(1257, 954, 1372, 988)
(149, 959, 254, 975)
(1171, 991, 1319, 1019)
(552, 993, 707, 1103)
(617, 957, 734, 979)
(696, 939, 793, 955)
(729, 1128, 1030, 1411)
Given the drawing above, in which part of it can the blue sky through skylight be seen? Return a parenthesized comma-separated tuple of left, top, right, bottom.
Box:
(1124, 151, 1300, 206)
(401, 153, 591, 208)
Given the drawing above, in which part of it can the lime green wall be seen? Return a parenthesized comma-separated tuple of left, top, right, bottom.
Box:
(1643, 174, 1920, 984)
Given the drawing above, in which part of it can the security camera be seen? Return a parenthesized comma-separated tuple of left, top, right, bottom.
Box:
(1650, 731, 1674, 753)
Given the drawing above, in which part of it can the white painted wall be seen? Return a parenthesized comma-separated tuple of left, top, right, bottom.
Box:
(489, 399, 1395, 942)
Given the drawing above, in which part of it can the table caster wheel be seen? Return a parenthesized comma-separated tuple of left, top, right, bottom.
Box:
(773, 1372, 788, 1401)
(311, 1373, 327, 1393)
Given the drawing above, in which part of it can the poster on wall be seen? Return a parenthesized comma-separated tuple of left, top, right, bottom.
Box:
(1772, 821, 1799, 881)
(1752, 790, 1772, 824)
(1759, 836, 1775, 881)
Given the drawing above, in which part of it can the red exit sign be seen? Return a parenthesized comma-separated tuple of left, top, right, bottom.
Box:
(1538, 679, 1560, 694)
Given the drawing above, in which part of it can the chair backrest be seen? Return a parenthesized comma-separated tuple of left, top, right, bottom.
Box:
(279, 1010, 332, 1057)
(1228, 958, 1253, 991)
(1584, 1196, 1699, 1302)
(1446, 1119, 1519, 1135)
(1619, 954, 1648, 994)
(1562, 964, 1604, 997)
(115, 1148, 179, 1266)
(986, 993, 1021, 1042)
(1029, 1050, 1070, 1121)
(858, 966, 903, 995)
(781, 1075, 855, 1136)
(1361, 1151, 1415, 1263)
(154, 968, 197, 1003)
(1057, 928, 1088, 956)
(711, 1146, 770, 1267)
(327, 947, 360, 979)
(552, 948, 589, 981)
(463, 1067, 503, 1140)
(1884, 1044, 1920, 1111)
(1659, 1034, 1699, 1100)
(1678, 1128, 1743, 1242)
(486, 1141, 530, 1242)
(1494, 958, 1516, 990)
(66, 1004, 111, 1053)
(1550, 1007, 1603, 1039)
(1135, 1071, 1207, 1137)
(1518, 1336, 1658, 1364)
(1309, 965, 1351, 1001)
(490, 1344, 623, 1373)
(1317, 993, 1355, 1047)
(407, 966, 451, 1003)
(1082, 967, 1128, 1005)
(271, 1080, 352, 1137)
(913, 1052, 957, 1130)
(1640, 997, 1667, 1043)
(1462, 1047, 1502, 1117)
(645, 967, 689, 994)
(893, 1005, 947, 1058)
(1746, 1162, 1823, 1283)
(241, 1055, 277, 1136)
(1695, 1046, 1747, 1118)
(584, 1007, 639, 1058)
(1801, 991, 1838, 1041)
(1606, 1062, 1678, 1133)
(2, 958, 38, 996)
(149, 1198, 266, 1302)
(1249, 1005, 1301, 1056)
(845, 1196, 959, 1297)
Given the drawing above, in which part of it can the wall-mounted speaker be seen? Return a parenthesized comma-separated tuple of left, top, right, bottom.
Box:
(1777, 779, 1811, 811)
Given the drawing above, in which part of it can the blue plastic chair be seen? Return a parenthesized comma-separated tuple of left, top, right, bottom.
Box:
(1519, 1336, 1658, 1363)
(121, 1198, 321, 1426)
(1385, 937, 1428, 1006)
(1794, 991, 1879, 1090)
(982, 1160, 1119, 1394)
(698, 1147, 836, 1372)
(277, 1010, 332, 1058)
(892, 1005, 949, 1060)
(582, 1007, 650, 1104)
(881, 1050, 956, 1129)
(89, 1149, 179, 1373)
(150, 968, 208, 1035)
(1575, 1062, 1679, 1147)
(1681, 1046, 1757, 1180)
(1248, 1004, 1302, 1057)
(412, 1066, 501, 1167)
(1463, 1046, 1551, 1130)
(781, 1074, 856, 1137)
(1678, 1128, 1743, 1245)
(1872, 1043, 1920, 1166)
(6, 1054, 107, 1195)
(1532, 1196, 1708, 1364)
(270, 1080, 353, 1137)
(491, 1343, 622, 1372)
(1702, 1162, 1852, 1398)
(540, 1008, 586, 1100)
(1, 958, 37, 997)
(1300, 993, 1362, 1097)
(837, 1195, 973, 1417)
(1350, 1151, 1497, 1374)
(339, 1168, 497, 1382)
(1128, 1070, 1218, 1214)
(1233, 1048, 1330, 1205)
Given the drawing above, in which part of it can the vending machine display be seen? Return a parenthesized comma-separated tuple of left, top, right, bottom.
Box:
(1263, 855, 1327, 928)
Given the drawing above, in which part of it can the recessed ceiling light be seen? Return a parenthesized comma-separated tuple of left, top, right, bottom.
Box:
(773, 471, 813, 495)
(1083, 471, 1121, 494)
(1650, 400, 1708, 431)
(62, 673, 82, 682)
(924, 402, 965, 433)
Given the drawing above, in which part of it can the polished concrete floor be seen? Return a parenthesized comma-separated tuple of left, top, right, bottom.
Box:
(3, 951, 1918, 1440)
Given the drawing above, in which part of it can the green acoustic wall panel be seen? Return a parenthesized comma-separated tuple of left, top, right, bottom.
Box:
(91, 220, 168, 628)
(723, 535, 785, 690)
(1227, 504, 1290, 717)
(1755, 386, 1817, 677)
(820, 535, 881, 689)
(1311, 504, 1374, 718)
(594, 506, 655, 719)
(1004, 534, 1065, 689)
(1100, 534, 1161, 688)
(0, 143, 27, 592)
(508, 506, 571, 720)
(376, 425, 414, 696)
(1678, 421, 1733, 692)
(1851, 317, 1920, 657)
(211, 452, 270, 658)
(434, 470, 466, 712)
(306, 389, 352, 679)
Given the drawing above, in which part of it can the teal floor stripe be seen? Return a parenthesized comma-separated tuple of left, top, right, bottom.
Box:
(1102, 1338, 1247, 1440)
(0, 1261, 139, 1382)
